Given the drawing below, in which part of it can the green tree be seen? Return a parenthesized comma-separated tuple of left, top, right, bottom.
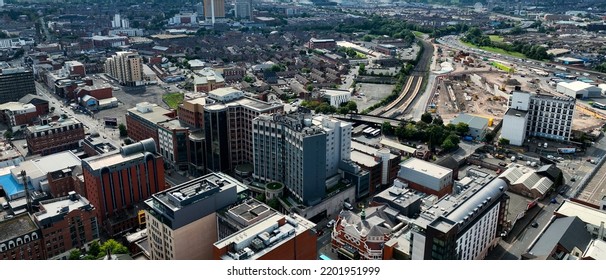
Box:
(69, 249, 81, 260)
(358, 64, 366, 75)
(421, 112, 433, 124)
(243, 76, 254, 83)
(362, 35, 373, 42)
(337, 106, 349, 115)
(118, 123, 127, 137)
(498, 138, 510, 146)
(432, 116, 444, 126)
(88, 240, 100, 257)
(455, 122, 469, 136)
(306, 85, 314, 92)
(3, 130, 12, 139)
(346, 101, 358, 113)
(382, 122, 394, 136)
(441, 138, 456, 151)
(98, 239, 129, 257)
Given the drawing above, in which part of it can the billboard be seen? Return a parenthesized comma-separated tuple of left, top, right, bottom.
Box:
(104, 117, 118, 127)
(557, 148, 576, 154)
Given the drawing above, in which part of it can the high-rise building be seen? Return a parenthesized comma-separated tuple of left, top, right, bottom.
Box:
(144, 172, 244, 260)
(203, 87, 283, 174)
(0, 68, 36, 104)
(234, 0, 253, 20)
(502, 91, 575, 145)
(0, 213, 44, 260)
(252, 113, 327, 205)
(104, 51, 143, 86)
(82, 138, 166, 236)
(407, 177, 509, 260)
(312, 115, 352, 178)
(157, 119, 189, 171)
(25, 118, 85, 156)
(203, 0, 226, 23)
(34, 192, 99, 258)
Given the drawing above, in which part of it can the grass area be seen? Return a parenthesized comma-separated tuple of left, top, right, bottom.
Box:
(460, 40, 526, 59)
(266, 182, 283, 190)
(412, 31, 426, 38)
(355, 51, 367, 59)
(489, 35, 504, 42)
(162, 92, 184, 109)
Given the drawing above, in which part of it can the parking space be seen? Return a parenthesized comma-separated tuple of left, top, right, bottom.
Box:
(354, 83, 395, 111)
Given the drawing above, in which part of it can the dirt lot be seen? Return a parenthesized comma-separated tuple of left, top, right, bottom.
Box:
(436, 76, 508, 124)
(354, 83, 395, 111)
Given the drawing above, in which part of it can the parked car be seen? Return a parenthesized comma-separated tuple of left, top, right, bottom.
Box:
(531, 222, 539, 228)
(327, 219, 336, 228)
(498, 162, 507, 167)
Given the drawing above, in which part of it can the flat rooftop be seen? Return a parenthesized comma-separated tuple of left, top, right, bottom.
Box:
(450, 113, 489, 129)
(26, 118, 81, 133)
(0, 213, 38, 243)
(127, 103, 173, 124)
(227, 97, 280, 112)
(215, 213, 315, 260)
(399, 158, 452, 179)
(351, 150, 379, 167)
(555, 200, 606, 227)
(505, 108, 528, 117)
(35, 194, 92, 222)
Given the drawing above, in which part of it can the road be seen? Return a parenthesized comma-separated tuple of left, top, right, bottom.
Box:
(34, 81, 120, 145)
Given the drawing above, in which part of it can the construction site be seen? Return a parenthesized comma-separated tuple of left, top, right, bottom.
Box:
(430, 49, 606, 135)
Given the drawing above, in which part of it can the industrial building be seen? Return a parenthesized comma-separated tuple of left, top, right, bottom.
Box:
(556, 81, 602, 99)
(449, 113, 489, 141)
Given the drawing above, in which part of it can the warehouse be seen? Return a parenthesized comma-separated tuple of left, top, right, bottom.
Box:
(556, 81, 602, 99)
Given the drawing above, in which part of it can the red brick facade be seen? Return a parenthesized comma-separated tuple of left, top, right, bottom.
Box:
(38, 203, 99, 258)
(26, 121, 85, 156)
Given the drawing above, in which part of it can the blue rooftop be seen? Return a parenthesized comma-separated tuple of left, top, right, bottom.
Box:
(0, 174, 32, 198)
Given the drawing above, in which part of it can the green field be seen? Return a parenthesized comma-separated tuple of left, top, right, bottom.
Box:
(162, 92, 184, 109)
(460, 41, 526, 59)
(412, 31, 426, 38)
(489, 35, 504, 42)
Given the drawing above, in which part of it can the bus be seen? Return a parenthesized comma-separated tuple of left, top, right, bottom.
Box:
(319, 254, 332, 260)
(369, 129, 381, 137)
(593, 102, 606, 110)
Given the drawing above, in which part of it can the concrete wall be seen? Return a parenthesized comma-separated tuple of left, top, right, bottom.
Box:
(174, 213, 217, 260)
(502, 114, 527, 146)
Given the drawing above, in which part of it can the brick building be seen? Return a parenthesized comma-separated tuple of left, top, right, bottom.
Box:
(33, 192, 99, 258)
(46, 167, 85, 198)
(74, 84, 113, 100)
(396, 158, 454, 198)
(0, 213, 45, 260)
(178, 97, 207, 129)
(25, 118, 85, 156)
(18, 94, 50, 116)
(308, 38, 336, 50)
(82, 138, 166, 236)
(193, 68, 225, 93)
(125, 102, 175, 148)
(331, 208, 392, 260)
(222, 66, 246, 82)
(0, 102, 39, 129)
(213, 212, 317, 260)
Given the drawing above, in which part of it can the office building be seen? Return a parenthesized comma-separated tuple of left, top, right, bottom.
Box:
(157, 119, 189, 171)
(213, 212, 317, 260)
(397, 158, 454, 198)
(350, 141, 400, 196)
(34, 192, 99, 258)
(0, 213, 44, 260)
(407, 177, 509, 260)
(178, 97, 208, 129)
(25, 118, 85, 156)
(0, 68, 36, 104)
(253, 113, 327, 205)
(187, 130, 206, 177)
(321, 89, 351, 108)
(312, 115, 352, 178)
(104, 51, 144, 86)
(126, 102, 176, 147)
(0, 102, 38, 130)
(235, 0, 253, 20)
(204, 0, 226, 23)
(502, 91, 575, 145)
(82, 139, 166, 236)
(216, 198, 277, 239)
(144, 173, 243, 260)
(204, 87, 283, 174)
